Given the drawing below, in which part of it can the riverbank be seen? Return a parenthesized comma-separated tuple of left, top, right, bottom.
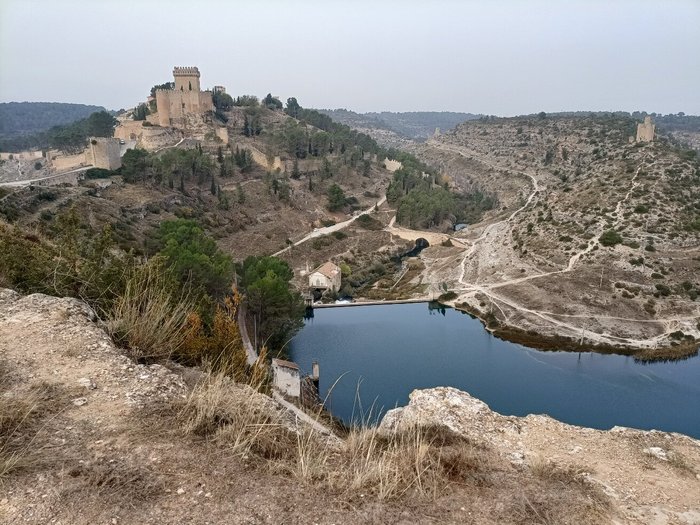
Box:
(452, 301, 700, 363)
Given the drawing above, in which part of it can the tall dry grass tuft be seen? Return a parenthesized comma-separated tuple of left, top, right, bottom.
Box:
(518, 456, 611, 524)
(0, 390, 41, 480)
(179, 372, 295, 461)
(1, 367, 67, 481)
(107, 258, 193, 361)
(291, 422, 489, 501)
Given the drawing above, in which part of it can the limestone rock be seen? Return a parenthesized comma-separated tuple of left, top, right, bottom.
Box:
(379, 386, 493, 438)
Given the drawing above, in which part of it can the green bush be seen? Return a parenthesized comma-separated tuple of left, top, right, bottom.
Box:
(654, 283, 671, 296)
(438, 291, 458, 302)
(85, 167, 113, 179)
(355, 213, 383, 230)
(599, 229, 623, 247)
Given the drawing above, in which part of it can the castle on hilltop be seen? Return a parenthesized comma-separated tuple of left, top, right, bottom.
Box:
(636, 116, 655, 143)
(155, 67, 214, 128)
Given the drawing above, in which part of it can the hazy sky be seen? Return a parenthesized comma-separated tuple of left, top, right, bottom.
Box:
(1, 0, 698, 116)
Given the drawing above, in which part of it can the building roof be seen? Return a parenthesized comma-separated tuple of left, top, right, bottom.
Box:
(272, 358, 300, 370)
(312, 261, 341, 280)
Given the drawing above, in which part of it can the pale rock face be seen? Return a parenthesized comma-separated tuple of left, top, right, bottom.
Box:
(379, 386, 492, 436)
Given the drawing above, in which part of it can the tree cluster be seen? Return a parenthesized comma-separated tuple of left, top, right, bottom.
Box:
(237, 256, 305, 351)
(0, 111, 117, 153)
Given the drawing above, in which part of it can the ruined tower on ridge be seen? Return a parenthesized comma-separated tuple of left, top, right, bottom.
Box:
(155, 67, 214, 128)
(636, 116, 655, 143)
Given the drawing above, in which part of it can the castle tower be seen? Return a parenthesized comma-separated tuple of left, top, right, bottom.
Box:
(173, 67, 201, 92)
(636, 116, 655, 143)
(152, 66, 215, 128)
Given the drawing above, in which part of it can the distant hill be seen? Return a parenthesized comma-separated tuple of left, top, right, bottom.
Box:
(317, 109, 481, 141)
(0, 102, 106, 137)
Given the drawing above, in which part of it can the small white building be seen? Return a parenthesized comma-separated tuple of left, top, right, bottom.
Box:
(308, 261, 342, 292)
(271, 358, 301, 398)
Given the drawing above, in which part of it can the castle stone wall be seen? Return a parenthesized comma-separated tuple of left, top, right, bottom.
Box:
(114, 120, 144, 141)
(49, 151, 85, 171)
(0, 151, 43, 161)
(215, 127, 229, 144)
(85, 138, 121, 170)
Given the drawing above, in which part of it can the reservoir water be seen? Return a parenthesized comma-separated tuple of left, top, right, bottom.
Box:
(288, 303, 700, 438)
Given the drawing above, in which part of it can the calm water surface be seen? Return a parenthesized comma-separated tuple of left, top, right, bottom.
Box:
(288, 303, 700, 438)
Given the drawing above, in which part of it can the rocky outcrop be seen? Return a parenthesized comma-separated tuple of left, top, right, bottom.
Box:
(380, 387, 700, 524)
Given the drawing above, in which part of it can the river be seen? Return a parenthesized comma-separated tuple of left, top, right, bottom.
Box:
(288, 303, 700, 438)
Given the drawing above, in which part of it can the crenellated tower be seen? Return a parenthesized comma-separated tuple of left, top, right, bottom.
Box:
(153, 66, 214, 128)
(173, 66, 202, 93)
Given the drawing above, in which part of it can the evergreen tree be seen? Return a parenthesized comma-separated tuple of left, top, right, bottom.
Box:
(291, 158, 300, 180)
(327, 184, 346, 211)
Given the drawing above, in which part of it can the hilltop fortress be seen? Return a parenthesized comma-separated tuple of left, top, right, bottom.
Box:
(636, 115, 655, 143)
(114, 66, 226, 148)
(155, 67, 214, 128)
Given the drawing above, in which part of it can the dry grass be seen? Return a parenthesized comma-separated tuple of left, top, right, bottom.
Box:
(321, 424, 491, 500)
(175, 370, 612, 522)
(176, 370, 492, 500)
(517, 457, 611, 524)
(107, 258, 194, 361)
(64, 455, 163, 504)
(178, 372, 296, 461)
(0, 364, 68, 481)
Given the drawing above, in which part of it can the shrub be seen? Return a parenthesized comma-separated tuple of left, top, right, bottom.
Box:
(599, 229, 623, 247)
(438, 291, 458, 302)
(311, 236, 334, 250)
(84, 168, 113, 179)
(654, 283, 671, 297)
(355, 213, 382, 230)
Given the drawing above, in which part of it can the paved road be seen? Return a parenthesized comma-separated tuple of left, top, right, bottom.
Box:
(272, 195, 387, 256)
(0, 165, 91, 188)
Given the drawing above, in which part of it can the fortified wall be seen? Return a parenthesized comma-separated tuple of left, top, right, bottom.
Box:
(155, 67, 214, 128)
(85, 138, 121, 170)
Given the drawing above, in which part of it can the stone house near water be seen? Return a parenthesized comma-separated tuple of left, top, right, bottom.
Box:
(308, 262, 342, 292)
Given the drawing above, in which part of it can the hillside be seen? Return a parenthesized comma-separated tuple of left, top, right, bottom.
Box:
(367, 111, 481, 138)
(0, 102, 107, 137)
(317, 109, 480, 148)
(401, 114, 700, 354)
